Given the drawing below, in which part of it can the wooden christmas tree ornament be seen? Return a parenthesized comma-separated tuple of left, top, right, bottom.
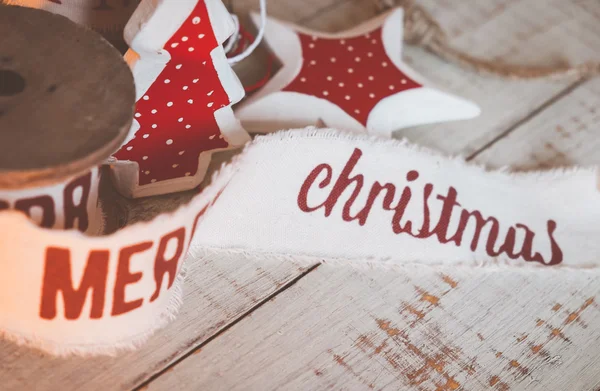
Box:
(0, 4, 134, 232)
(108, 0, 249, 199)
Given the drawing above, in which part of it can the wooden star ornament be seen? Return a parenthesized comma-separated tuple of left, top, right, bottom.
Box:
(236, 8, 481, 137)
(109, 0, 249, 198)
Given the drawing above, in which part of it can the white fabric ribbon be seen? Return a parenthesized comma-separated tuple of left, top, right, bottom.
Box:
(1, 128, 599, 356)
(194, 129, 598, 268)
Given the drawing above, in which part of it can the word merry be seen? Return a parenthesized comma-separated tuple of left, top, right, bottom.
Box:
(298, 148, 563, 265)
(38, 190, 222, 320)
(40, 228, 185, 320)
(0, 172, 92, 231)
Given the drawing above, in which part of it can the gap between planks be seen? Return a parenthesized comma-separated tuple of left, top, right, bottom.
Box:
(137, 76, 599, 389)
(137, 0, 600, 388)
(2, 1, 598, 390)
(134, 264, 322, 391)
(467, 78, 590, 161)
(131, 1, 357, 385)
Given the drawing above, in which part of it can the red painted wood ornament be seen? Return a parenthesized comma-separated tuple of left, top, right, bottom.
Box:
(109, 0, 249, 198)
(236, 8, 481, 136)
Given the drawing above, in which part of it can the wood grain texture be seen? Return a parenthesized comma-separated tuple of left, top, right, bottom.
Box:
(0, 5, 134, 189)
(2, 0, 600, 389)
(473, 77, 600, 170)
(0, 251, 317, 391)
(395, 0, 600, 156)
(137, 2, 600, 389)
(146, 263, 600, 391)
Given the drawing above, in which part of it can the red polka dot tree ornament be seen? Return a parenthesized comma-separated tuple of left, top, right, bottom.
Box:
(109, 0, 249, 198)
(236, 8, 481, 137)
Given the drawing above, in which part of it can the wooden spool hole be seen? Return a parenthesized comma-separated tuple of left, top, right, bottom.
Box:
(0, 69, 26, 97)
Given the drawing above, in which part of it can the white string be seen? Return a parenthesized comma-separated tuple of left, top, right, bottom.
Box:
(223, 13, 240, 54)
(226, 0, 268, 64)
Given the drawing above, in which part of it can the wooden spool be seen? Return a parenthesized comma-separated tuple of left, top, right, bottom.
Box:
(0, 5, 135, 190)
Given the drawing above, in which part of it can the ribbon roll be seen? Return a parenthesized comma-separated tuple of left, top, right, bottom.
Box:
(0, 2, 236, 357)
(0, 171, 228, 356)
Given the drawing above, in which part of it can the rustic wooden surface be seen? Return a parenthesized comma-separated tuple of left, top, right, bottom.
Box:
(2, 0, 600, 390)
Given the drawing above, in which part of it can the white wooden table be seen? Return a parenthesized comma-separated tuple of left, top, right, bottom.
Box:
(2, 0, 600, 390)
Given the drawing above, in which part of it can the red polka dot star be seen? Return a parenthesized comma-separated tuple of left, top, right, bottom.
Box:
(236, 8, 480, 137)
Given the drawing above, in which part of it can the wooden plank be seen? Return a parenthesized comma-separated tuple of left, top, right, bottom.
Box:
(400, 0, 600, 156)
(145, 263, 600, 391)
(141, 14, 600, 389)
(473, 78, 600, 169)
(3, 0, 600, 389)
(0, 251, 317, 391)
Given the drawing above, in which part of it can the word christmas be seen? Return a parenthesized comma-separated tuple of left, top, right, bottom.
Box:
(298, 148, 564, 266)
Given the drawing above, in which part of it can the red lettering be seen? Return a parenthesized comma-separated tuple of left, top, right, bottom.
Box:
(298, 149, 365, 218)
(150, 228, 186, 302)
(297, 152, 564, 266)
(390, 186, 412, 234)
(450, 209, 501, 255)
(40, 247, 109, 320)
(63, 172, 92, 231)
(545, 220, 563, 266)
(415, 184, 434, 238)
(353, 171, 422, 230)
(518, 220, 563, 265)
(390, 171, 420, 235)
(497, 226, 524, 259)
(331, 149, 364, 221)
(15, 196, 56, 228)
(353, 182, 396, 225)
(112, 242, 152, 316)
(298, 163, 333, 213)
(432, 187, 461, 243)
